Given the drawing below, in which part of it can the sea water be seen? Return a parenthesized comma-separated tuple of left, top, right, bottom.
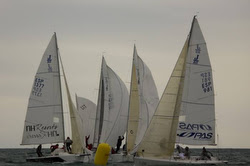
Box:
(0, 148, 249, 166)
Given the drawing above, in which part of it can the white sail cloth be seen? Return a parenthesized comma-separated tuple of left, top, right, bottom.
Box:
(127, 46, 159, 154)
(136, 39, 188, 158)
(22, 34, 65, 145)
(76, 96, 97, 146)
(136, 17, 216, 159)
(176, 17, 216, 145)
(93, 57, 129, 148)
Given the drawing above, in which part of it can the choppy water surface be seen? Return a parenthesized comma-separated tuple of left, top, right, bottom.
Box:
(0, 148, 249, 166)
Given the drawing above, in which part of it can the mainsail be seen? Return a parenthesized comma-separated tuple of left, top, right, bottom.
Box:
(76, 95, 97, 146)
(127, 45, 159, 154)
(93, 57, 129, 148)
(176, 17, 216, 145)
(21, 33, 65, 145)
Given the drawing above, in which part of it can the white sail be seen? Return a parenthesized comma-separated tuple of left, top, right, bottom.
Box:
(176, 17, 216, 145)
(93, 57, 129, 148)
(21, 33, 65, 145)
(60, 57, 84, 154)
(136, 16, 216, 159)
(136, 39, 188, 158)
(126, 50, 140, 153)
(76, 95, 97, 146)
(68, 100, 84, 153)
(127, 45, 159, 153)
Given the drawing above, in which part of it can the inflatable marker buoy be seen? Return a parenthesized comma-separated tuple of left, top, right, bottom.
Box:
(94, 143, 110, 165)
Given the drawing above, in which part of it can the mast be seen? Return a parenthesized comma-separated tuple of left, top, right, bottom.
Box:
(55, 32, 66, 142)
(93, 56, 129, 148)
(126, 44, 159, 153)
(125, 44, 136, 151)
(93, 57, 104, 148)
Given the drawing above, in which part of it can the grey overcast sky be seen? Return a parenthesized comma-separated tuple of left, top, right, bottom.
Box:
(0, 0, 249, 148)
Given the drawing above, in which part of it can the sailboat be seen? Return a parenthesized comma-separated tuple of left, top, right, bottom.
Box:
(110, 45, 159, 163)
(21, 33, 87, 163)
(93, 57, 129, 149)
(80, 57, 130, 163)
(134, 16, 227, 165)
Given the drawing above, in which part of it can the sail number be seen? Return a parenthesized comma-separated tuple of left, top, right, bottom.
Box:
(32, 78, 45, 97)
(201, 72, 212, 93)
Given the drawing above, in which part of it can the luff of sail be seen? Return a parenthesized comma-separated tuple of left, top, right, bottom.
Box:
(136, 39, 188, 158)
(126, 51, 140, 153)
(22, 33, 65, 145)
(127, 45, 159, 154)
(176, 17, 216, 145)
(93, 57, 129, 148)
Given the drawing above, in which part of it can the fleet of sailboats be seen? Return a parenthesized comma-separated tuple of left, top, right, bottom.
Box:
(22, 17, 227, 165)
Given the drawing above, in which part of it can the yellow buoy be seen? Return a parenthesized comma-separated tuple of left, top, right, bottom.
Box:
(94, 143, 111, 165)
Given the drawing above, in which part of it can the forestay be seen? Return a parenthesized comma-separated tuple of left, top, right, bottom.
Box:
(21, 34, 65, 145)
(176, 17, 216, 145)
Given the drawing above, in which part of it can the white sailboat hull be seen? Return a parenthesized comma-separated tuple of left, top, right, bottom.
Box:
(26, 152, 91, 163)
(134, 156, 228, 165)
(81, 151, 134, 164)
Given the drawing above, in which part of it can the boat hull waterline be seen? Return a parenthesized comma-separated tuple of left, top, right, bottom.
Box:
(134, 156, 228, 165)
(26, 152, 91, 163)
